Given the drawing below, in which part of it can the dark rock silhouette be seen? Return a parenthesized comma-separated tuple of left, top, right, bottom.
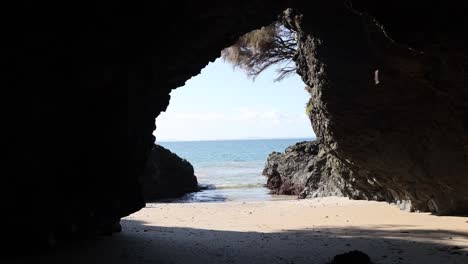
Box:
(142, 145, 198, 200)
(331, 250, 372, 264)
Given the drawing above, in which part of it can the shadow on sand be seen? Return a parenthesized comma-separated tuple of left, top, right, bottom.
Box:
(4, 218, 468, 264)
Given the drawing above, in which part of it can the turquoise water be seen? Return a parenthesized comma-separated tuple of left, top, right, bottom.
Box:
(157, 138, 312, 202)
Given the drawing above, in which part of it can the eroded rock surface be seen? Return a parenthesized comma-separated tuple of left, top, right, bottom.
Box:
(142, 145, 198, 200)
(284, 5, 468, 214)
(263, 141, 315, 195)
(263, 141, 385, 200)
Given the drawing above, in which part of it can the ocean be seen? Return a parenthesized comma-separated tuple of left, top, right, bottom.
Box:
(157, 138, 312, 202)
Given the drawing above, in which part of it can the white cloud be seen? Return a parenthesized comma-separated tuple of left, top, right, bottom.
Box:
(155, 106, 314, 141)
(173, 112, 226, 121)
(160, 107, 303, 125)
(231, 107, 305, 126)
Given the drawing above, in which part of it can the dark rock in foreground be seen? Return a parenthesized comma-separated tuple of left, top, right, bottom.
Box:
(142, 145, 198, 200)
(263, 141, 385, 200)
(330, 250, 372, 264)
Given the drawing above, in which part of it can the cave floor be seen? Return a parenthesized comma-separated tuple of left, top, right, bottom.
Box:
(8, 197, 468, 264)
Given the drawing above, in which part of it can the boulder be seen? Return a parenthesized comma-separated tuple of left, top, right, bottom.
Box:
(263, 141, 385, 200)
(142, 145, 198, 200)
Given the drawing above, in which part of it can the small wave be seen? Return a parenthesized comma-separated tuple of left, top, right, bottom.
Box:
(196, 161, 263, 169)
(198, 184, 216, 190)
(214, 183, 265, 190)
(198, 183, 264, 190)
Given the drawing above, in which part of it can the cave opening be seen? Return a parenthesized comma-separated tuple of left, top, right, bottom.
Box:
(149, 56, 315, 203)
(145, 20, 320, 204)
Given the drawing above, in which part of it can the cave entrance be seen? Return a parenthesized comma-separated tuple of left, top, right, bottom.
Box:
(151, 56, 315, 203)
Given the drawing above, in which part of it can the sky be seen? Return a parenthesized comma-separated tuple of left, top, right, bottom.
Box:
(155, 58, 316, 142)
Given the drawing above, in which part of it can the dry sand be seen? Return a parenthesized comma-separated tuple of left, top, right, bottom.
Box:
(8, 197, 468, 264)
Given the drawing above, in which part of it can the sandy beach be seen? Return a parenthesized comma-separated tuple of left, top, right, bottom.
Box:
(9, 197, 468, 264)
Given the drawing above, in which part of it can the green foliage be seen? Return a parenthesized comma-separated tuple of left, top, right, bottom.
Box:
(305, 98, 313, 117)
(304, 86, 314, 117)
(304, 85, 313, 94)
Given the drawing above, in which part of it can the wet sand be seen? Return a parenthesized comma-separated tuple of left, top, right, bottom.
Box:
(8, 197, 468, 264)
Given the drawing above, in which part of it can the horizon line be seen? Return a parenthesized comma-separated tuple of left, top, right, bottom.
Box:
(156, 136, 316, 143)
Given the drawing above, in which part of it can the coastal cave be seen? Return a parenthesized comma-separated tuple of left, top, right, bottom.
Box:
(2, 0, 468, 259)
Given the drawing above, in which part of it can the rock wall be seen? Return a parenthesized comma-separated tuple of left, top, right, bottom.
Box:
(142, 145, 198, 200)
(2, 0, 292, 252)
(285, 4, 468, 214)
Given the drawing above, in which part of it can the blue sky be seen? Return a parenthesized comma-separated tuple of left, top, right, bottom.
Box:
(155, 58, 316, 141)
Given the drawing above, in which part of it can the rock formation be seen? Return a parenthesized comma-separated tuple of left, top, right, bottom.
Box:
(263, 141, 386, 201)
(283, 5, 468, 214)
(2, 0, 468, 253)
(263, 141, 314, 196)
(142, 145, 198, 200)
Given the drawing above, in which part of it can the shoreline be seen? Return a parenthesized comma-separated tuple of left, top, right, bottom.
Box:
(149, 193, 298, 204)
